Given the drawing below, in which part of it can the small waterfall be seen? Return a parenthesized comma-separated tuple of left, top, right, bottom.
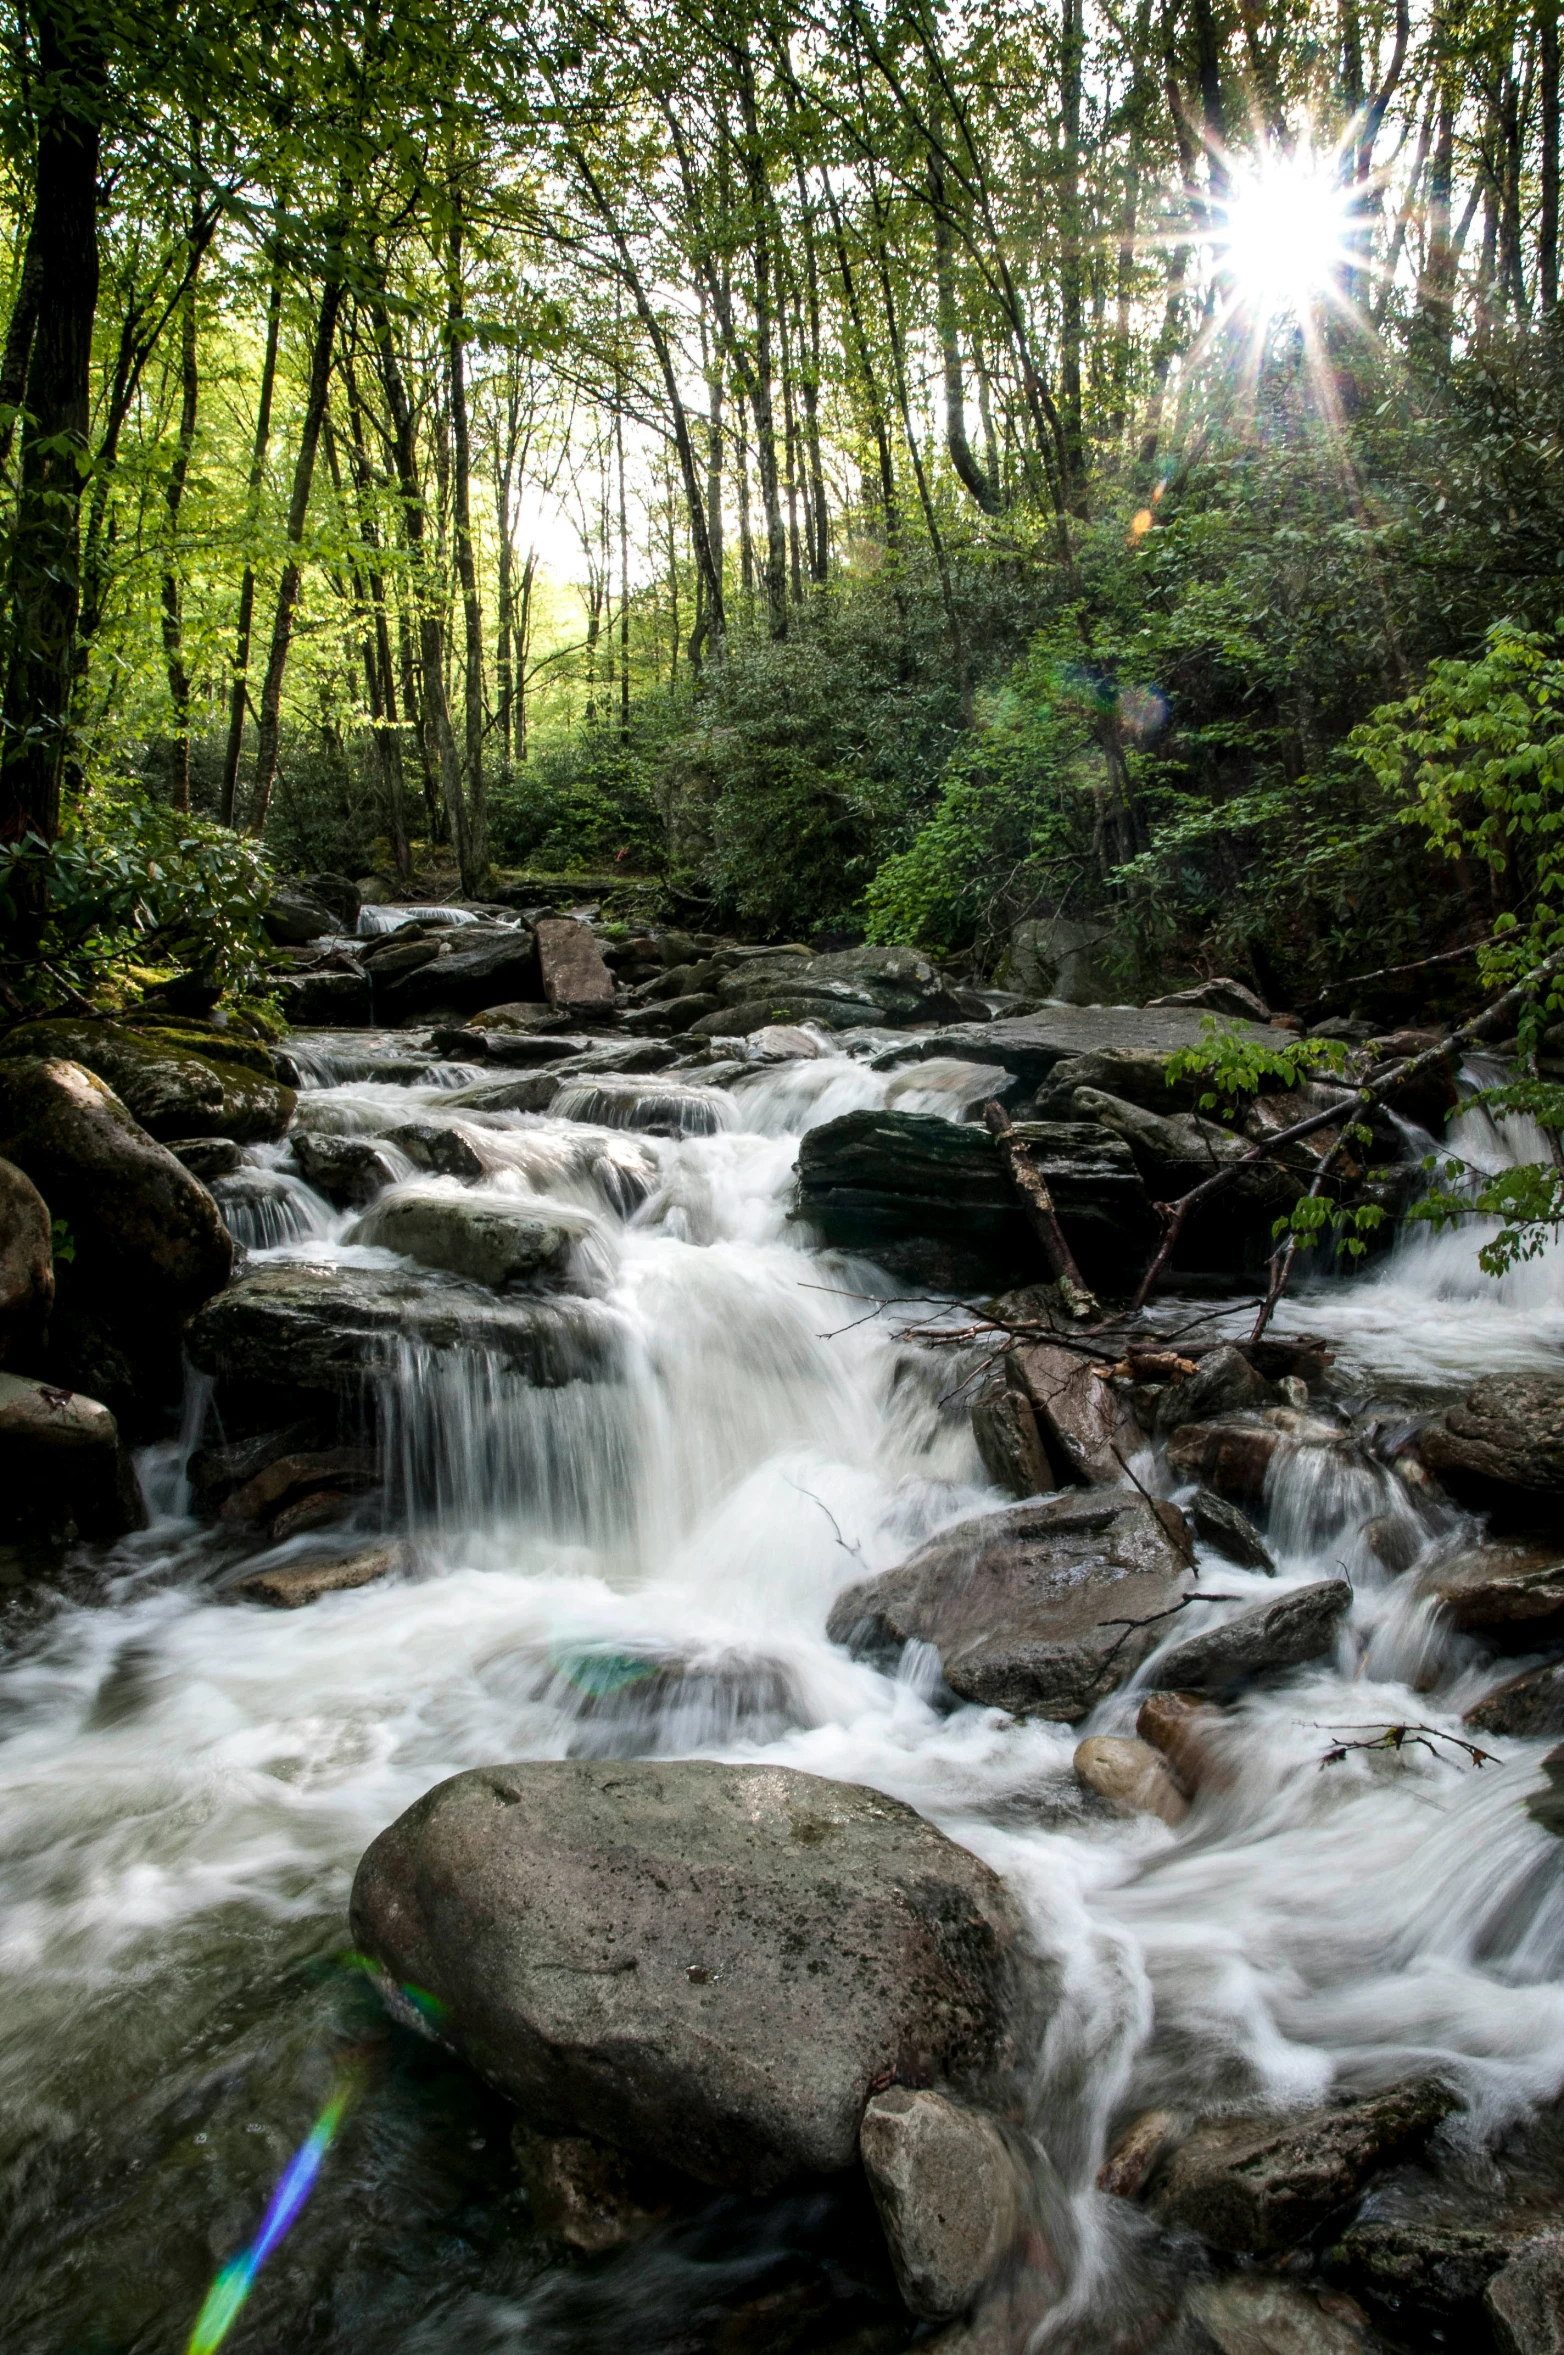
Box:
(212, 1166, 334, 1250)
(355, 903, 481, 935)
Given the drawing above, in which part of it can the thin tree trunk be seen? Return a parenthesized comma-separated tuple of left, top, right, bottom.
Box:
(1544, 0, 1560, 314)
(219, 228, 286, 826)
(0, 215, 44, 481)
(932, 157, 1002, 513)
(247, 261, 344, 834)
(446, 214, 486, 887)
(159, 240, 200, 814)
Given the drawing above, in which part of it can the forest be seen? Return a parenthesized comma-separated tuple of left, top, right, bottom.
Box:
(6, 0, 1564, 1007)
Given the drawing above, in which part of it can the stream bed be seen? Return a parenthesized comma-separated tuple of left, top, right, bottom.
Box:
(3, 1034, 1563, 2355)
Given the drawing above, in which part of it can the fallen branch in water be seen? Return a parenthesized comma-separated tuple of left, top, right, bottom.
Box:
(1099, 1591, 1248, 1669)
(983, 1099, 1099, 1322)
(1315, 1721, 1498, 1770)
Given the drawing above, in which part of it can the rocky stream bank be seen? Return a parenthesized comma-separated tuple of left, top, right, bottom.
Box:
(3, 887, 1564, 2355)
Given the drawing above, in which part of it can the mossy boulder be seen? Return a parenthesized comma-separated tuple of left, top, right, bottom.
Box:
(0, 1018, 294, 1141)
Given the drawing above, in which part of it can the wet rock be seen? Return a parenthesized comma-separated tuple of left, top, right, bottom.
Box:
(875, 1005, 1275, 1100)
(1152, 2080, 1459, 2255)
(0, 1369, 143, 1542)
(299, 870, 360, 927)
(167, 1136, 242, 1181)
(218, 1444, 381, 1526)
(267, 1489, 356, 1541)
(1154, 1580, 1353, 1691)
(0, 1018, 295, 1141)
(748, 1024, 822, 1062)
(290, 1131, 403, 1207)
(377, 927, 543, 1021)
(551, 1072, 731, 1136)
(1419, 1539, 1564, 1634)
(188, 1421, 326, 1515)
(1189, 1488, 1276, 1571)
(263, 883, 339, 944)
(1097, 2108, 1179, 2198)
(1466, 1661, 1564, 1739)
(1487, 2232, 1564, 2355)
(1072, 1735, 1188, 1825)
(448, 1039, 680, 1116)
(349, 1193, 573, 1288)
(187, 1261, 616, 1404)
(1525, 1743, 1564, 1836)
(826, 1491, 1192, 1722)
(1419, 1377, 1564, 1527)
(0, 1152, 52, 1362)
(1165, 1420, 1285, 1505)
(1009, 1341, 1142, 1487)
(1157, 1346, 1279, 1436)
(349, 1758, 1029, 2194)
(695, 986, 884, 1037)
(1362, 1512, 1422, 1574)
(534, 916, 615, 1013)
(620, 991, 723, 1034)
(1004, 912, 1117, 1003)
(795, 1112, 1152, 1288)
(473, 1000, 579, 1034)
(1147, 978, 1272, 1022)
(971, 1381, 1058, 1499)
(511, 2123, 674, 2253)
(1186, 2276, 1371, 2355)
(435, 1029, 582, 1067)
(1136, 1691, 1228, 1793)
(1326, 2216, 1520, 2327)
(0, 1059, 232, 1425)
(229, 1540, 404, 1608)
(383, 1120, 488, 1180)
(273, 968, 373, 1027)
(859, 2087, 1025, 2322)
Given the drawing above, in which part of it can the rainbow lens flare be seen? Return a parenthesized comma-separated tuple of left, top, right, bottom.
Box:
(185, 2068, 359, 2355)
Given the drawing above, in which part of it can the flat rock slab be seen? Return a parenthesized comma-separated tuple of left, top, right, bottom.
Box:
(349, 1194, 573, 1287)
(875, 1006, 1275, 1092)
(1154, 1579, 1353, 1690)
(186, 1263, 617, 1397)
(230, 1540, 405, 1608)
(1419, 1539, 1564, 1633)
(536, 917, 615, 1011)
(349, 1759, 1028, 2193)
(827, 1491, 1192, 1722)
(1153, 2081, 1459, 2254)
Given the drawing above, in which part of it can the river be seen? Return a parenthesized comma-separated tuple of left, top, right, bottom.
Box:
(3, 1032, 1562, 2353)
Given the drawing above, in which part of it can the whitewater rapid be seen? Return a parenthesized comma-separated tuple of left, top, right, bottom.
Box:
(3, 1042, 1563, 2350)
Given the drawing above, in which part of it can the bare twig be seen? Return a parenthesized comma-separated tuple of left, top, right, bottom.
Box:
(1315, 1720, 1497, 1769)
(1099, 1591, 1248, 1669)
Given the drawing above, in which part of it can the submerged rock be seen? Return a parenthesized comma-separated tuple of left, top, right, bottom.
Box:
(1419, 1377, 1564, 1526)
(1153, 2080, 1459, 2255)
(349, 1758, 1028, 2193)
(826, 1491, 1192, 1721)
(229, 1540, 405, 1609)
(348, 1192, 573, 1288)
(1153, 1579, 1353, 1691)
(511, 2123, 674, 2253)
(859, 2087, 1026, 2322)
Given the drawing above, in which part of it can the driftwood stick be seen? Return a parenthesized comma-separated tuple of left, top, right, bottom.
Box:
(1129, 945, 1564, 1314)
(983, 1098, 1100, 1321)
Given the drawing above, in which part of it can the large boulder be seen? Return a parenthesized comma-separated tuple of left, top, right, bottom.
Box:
(874, 1005, 1276, 1098)
(0, 1368, 143, 1542)
(794, 1111, 1153, 1288)
(187, 1260, 616, 1414)
(535, 916, 616, 1013)
(1007, 1340, 1142, 1486)
(1419, 1378, 1564, 1527)
(263, 882, 339, 945)
(1488, 2234, 1564, 2355)
(827, 1491, 1192, 1721)
(0, 1017, 294, 1141)
(374, 926, 543, 1022)
(0, 1153, 52, 1362)
(272, 968, 373, 1028)
(0, 1059, 232, 1425)
(696, 945, 968, 1039)
(1418, 1539, 1564, 1635)
(1152, 2081, 1459, 2255)
(347, 1192, 574, 1288)
(349, 1759, 1030, 2193)
(1466, 1660, 1564, 1739)
(1003, 915, 1117, 1005)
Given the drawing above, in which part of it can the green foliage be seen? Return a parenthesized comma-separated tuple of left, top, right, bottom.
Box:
(1164, 1018, 1350, 1117)
(493, 728, 668, 875)
(1410, 1156, 1564, 1275)
(1351, 617, 1564, 1004)
(1272, 1193, 1388, 1262)
(49, 1217, 76, 1267)
(0, 799, 274, 1010)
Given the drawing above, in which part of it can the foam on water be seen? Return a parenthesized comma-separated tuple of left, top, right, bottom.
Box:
(5, 1037, 1564, 2347)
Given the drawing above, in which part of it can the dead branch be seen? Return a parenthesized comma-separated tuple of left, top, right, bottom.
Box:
(984, 1098, 1100, 1321)
(1315, 1720, 1497, 1770)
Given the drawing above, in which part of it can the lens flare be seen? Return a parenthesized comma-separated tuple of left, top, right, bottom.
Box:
(185, 2069, 360, 2355)
(1217, 145, 1354, 316)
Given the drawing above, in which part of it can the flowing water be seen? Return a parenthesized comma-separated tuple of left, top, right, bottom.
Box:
(3, 1045, 1563, 2353)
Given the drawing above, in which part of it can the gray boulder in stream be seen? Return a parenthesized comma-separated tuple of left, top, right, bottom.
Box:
(187, 1261, 616, 1403)
(350, 1758, 1029, 2193)
(1152, 1578, 1353, 1690)
(1419, 1377, 1564, 1527)
(349, 1192, 574, 1287)
(827, 1491, 1193, 1721)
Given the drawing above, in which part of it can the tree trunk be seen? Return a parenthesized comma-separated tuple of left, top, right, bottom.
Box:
(0, 215, 45, 482)
(159, 242, 200, 815)
(1544, 0, 1560, 315)
(931, 158, 1002, 513)
(219, 226, 286, 825)
(247, 260, 344, 834)
(446, 216, 487, 888)
(0, 2, 105, 870)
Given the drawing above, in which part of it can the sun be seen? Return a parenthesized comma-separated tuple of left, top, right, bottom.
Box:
(1216, 145, 1356, 318)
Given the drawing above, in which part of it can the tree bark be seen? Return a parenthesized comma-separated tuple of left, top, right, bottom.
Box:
(446, 214, 487, 888)
(159, 237, 201, 815)
(220, 226, 286, 826)
(1544, 0, 1560, 314)
(0, 1, 105, 869)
